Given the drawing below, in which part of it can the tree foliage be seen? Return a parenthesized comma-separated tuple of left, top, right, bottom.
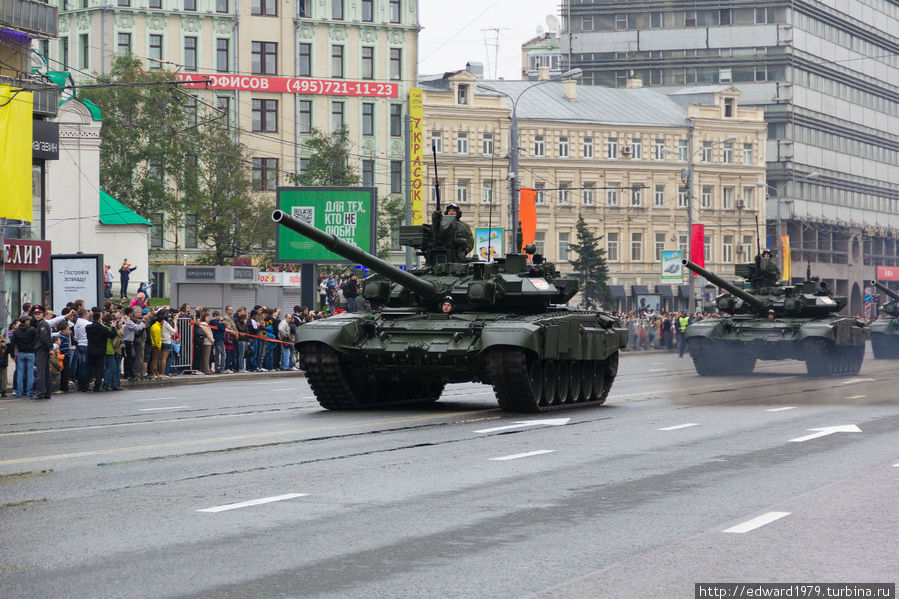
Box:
(377, 195, 405, 259)
(287, 126, 360, 186)
(568, 215, 613, 309)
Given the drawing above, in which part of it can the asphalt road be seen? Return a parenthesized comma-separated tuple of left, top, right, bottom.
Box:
(1, 350, 897, 598)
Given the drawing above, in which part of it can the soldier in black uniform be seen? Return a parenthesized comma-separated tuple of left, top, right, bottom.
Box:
(444, 203, 474, 261)
(750, 248, 781, 288)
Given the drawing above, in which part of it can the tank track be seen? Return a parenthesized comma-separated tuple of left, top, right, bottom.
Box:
(871, 333, 899, 359)
(485, 348, 617, 413)
(688, 341, 756, 376)
(804, 339, 864, 376)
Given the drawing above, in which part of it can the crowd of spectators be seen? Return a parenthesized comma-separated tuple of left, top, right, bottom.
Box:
(612, 309, 717, 352)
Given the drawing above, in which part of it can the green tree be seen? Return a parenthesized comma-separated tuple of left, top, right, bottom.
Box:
(568, 215, 613, 309)
(287, 126, 360, 186)
(377, 194, 405, 259)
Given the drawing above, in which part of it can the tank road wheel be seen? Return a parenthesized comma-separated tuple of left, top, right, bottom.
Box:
(579, 361, 594, 402)
(849, 345, 864, 375)
(555, 360, 571, 405)
(527, 360, 544, 407)
(568, 361, 583, 404)
(540, 360, 557, 408)
(300, 343, 366, 410)
(590, 353, 618, 406)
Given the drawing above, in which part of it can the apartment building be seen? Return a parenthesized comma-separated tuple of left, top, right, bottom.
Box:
(419, 69, 767, 311)
(55, 0, 419, 293)
(561, 0, 899, 314)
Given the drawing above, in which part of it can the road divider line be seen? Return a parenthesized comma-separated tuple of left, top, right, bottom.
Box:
(723, 511, 790, 534)
(790, 424, 861, 443)
(490, 450, 555, 461)
(139, 406, 190, 412)
(198, 493, 307, 513)
(845, 395, 866, 400)
(765, 407, 796, 412)
(135, 396, 178, 402)
(837, 378, 874, 385)
(475, 418, 570, 434)
(657, 423, 699, 431)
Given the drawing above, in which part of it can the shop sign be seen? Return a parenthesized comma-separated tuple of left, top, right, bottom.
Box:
(33, 120, 59, 160)
(233, 267, 255, 280)
(876, 266, 899, 281)
(3, 239, 51, 270)
(175, 73, 398, 98)
(186, 267, 216, 280)
(256, 272, 302, 287)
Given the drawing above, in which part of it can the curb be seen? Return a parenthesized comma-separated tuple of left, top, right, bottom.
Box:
(121, 369, 306, 390)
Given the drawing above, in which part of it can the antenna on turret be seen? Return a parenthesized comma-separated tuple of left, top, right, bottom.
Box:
(754, 215, 762, 256)
(431, 142, 441, 213)
(807, 262, 812, 281)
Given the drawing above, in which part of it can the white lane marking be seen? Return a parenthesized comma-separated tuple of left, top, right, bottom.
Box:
(649, 368, 667, 372)
(135, 396, 178, 402)
(723, 511, 790, 534)
(845, 395, 866, 400)
(837, 378, 874, 385)
(269, 388, 296, 392)
(657, 423, 699, 431)
(790, 424, 861, 443)
(198, 493, 308, 513)
(475, 418, 570, 434)
(894, 463, 899, 468)
(765, 407, 797, 412)
(139, 406, 190, 412)
(491, 450, 555, 461)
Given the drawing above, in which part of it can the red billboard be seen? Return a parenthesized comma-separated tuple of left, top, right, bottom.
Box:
(4, 238, 51, 271)
(176, 73, 398, 98)
(876, 265, 899, 281)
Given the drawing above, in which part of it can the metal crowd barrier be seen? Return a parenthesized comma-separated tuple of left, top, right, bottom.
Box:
(172, 317, 194, 372)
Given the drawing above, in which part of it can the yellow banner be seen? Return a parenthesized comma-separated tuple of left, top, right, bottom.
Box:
(0, 85, 34, 221)
(781, 234, 791, 281)
(408, 88, 424, 225)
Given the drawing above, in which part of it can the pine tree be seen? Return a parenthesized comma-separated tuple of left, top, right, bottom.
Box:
(568, 215, 613, 309)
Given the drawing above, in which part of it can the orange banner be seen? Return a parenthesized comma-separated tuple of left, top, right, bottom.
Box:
(519, 188, 537, 251)
(781, 234, 791, 281)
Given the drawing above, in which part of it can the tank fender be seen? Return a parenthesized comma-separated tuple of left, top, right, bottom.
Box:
(683, 319, 725, 340)
(294, 314, 365, 352)
(479, 324, 542, 356)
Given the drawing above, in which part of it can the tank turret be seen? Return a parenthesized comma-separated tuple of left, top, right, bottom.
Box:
(872, 280, 899, 316)
(870, 280, 899, 358)
(682, 259, 769, 313)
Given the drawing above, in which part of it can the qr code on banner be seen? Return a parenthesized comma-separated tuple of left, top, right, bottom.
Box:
(291, 206, 314, 226)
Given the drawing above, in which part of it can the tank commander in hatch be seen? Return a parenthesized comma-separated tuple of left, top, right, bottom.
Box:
(754, 248, 781, 287)
(444, 203, 474, 260)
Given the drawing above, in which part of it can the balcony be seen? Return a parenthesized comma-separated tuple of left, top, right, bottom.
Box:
(0, 0, 57, 38)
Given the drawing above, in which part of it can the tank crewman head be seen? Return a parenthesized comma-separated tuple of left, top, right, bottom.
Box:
(768, 309, 776, 319)
(761, 248, 773, 258)
(440, 296, 455, 314)
(445, 203, 462, 218)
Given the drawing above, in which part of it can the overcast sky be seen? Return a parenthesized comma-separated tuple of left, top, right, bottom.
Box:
(418, 0, 561, 80)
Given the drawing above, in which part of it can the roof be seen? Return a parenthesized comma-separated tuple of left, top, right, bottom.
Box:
(99, 190, 153, 226)
(473, 80, 688, 127)
(58, 96, 102, 120)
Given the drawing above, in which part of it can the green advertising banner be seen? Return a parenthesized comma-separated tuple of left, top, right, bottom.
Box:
(276, 187, 377, 264)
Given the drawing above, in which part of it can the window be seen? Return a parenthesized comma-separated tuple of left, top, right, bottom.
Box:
(361, 47, 374, 79)
(583, 182, 594, 205)
(655, 232, 666, 261)
(118, 0, 130, 7)
(80, 34, 89, 69)
(742, 187, 753, 210)
(679, 234, 688, 256)
(701, 141, 712, 163)
(332, 0, 343, 19)
(361, 0, 373, 21)
(362, 103, 374, 136)
(722, 235, 733, 263)
(482, 180, 493, 204)
(583, 137, 593, 158)
(251, 41, 277, 75)
(631, 186, 642, 206)
(389, 0, 400, 23)
(184, 95, 198, 126)
(150, 213, 164, 248)
(654, 139, 665, 160)
(701, 186, 712, 209)
(390, 104, 402, 137)
(631, 137, 642, 159)
(724, 97, 735, 117)
(743, 143, 753, 165)
(456, 132, 468, 154)
(723, 142, 733, 163)
(431, 131, 442, 153)
(362, 160, 374, 187)
(252, 158, 278, 191)
(298, 43, 311, 76)
(534, 232, 545, 256)
(216, 0, 228, 12)
(117, 33, 131, 56)
(741, 235, 753, 260)
(60, 38, 68, 69)
(607, 184, 619, 206)
(251, 99, 277, 132)
(430, 178, 444, 203)
(457, 84, 468, 105)
(558, 232, 569, 261)
(723, 187, 734, 209)
(654, 184, 665, 207)
(390, 161, 403, 194)
(331, 101, 345, 132)
(704, 235, 712, 262)
(184, 37, 197, 71)
(149, 0, 161, 7)
(185, 214, 198, 249)
(559, 182, 570, 205)
(184, 0, 196, 10)
(216, 96, 231, 127)
(558, 136, 569, 158)
(331, 45, 344, 78)
(482, 133, 494, 155)
(678, 185, 688, 208)
(390, 48, 402, 80)
(607, 232, 619, 261)
(615, 14, 627, 29)
(535, 182, 545, 205)
(631, 232, 643, 261)
(678, 140, 688, 161)
(534, 135, 545, 157)
(456, 180, 469, 204)
(216, 39, 229, 72)
(607, 137, 618, 158)
(298, 100, 312, 134)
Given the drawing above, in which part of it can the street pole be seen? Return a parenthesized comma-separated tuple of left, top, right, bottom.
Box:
(686, 122, 695, 314)
(508, 108, 520, 254)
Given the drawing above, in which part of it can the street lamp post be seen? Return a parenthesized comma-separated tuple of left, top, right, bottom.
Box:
(477, 68, 582, 254)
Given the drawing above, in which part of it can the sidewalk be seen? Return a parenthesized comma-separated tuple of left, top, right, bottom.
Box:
(121, 369, 305, 389)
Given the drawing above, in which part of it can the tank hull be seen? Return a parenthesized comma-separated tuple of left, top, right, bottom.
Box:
(684, 316, 868, 376)
(297, 309, 627, 412)
(870, 318, 899, 359)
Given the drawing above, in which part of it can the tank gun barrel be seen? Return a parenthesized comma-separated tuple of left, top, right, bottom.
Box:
(272, 210, 437, 299)
(682, 260, 769, 311)
(871, 280, 899, 302)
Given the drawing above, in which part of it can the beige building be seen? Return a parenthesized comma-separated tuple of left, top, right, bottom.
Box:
(419, 70, 767, 311)
(55, 0, 420, 294)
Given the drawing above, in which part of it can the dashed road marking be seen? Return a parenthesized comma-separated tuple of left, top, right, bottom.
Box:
(135, 396, 177, 402)
(845, 395, 866, 400)
(657, 423, 699, 431)
(198, 493, 308, 513)
(765, 407, 796, 412)
(139, 406, 190, 412)
(490, 450, 555, 461)
(723, 511, 790, 534)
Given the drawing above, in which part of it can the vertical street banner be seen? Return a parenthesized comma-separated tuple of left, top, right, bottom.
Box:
(661, 250, 683, 281)
(0, 85, 34, 221)
(781, 234, 791, 281)
(690, 224, 705, 270)
(408, 88, 424, 225)
(519, 188, 537, 251)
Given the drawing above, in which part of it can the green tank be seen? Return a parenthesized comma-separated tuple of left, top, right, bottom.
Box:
(682, 258, 868, 376)
(870, 280, 899, 358)
(272, 209, 626, 413)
